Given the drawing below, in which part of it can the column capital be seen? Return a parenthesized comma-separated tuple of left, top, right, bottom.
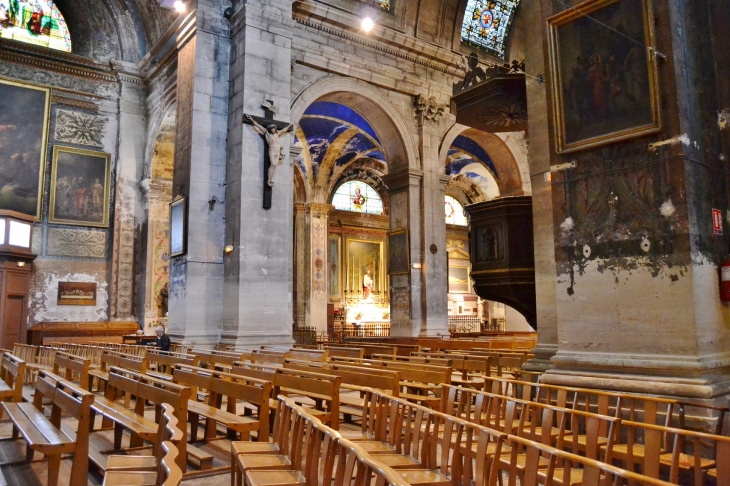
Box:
(139, 178, 172, 202)
(305, 202, 334, 216)
(383, 169, 424, 193)
(413, 95, 447, 128)
(437, 173, 451, 188)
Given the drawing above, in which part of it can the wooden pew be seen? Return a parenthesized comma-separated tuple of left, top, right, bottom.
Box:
(274, 367, 342, 429)
(105, 402, 183, 472)
(91, 366, 212, 471)
(494, 435, 675, 486)
(285, 348, 328, 362)
(104, 440, 183, 486)
(87, 350, 148, 392)
(0, 352, 25, 418)
(3, 370, 94, 486)
(251, 349, 287, 365)
(52, 351, 90, 387)
(322, 346, 365, 360)
(194, 349, 249, 367)
(172, 364, 272, 442)
(146, 349, 199, 377)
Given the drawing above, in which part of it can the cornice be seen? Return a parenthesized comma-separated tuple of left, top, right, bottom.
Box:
(382, 169, 424, 192)
(0, 38, 117, 84)
(293, 3, 464, 79)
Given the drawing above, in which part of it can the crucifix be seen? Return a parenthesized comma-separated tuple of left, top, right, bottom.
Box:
(243, 100, 294, 209)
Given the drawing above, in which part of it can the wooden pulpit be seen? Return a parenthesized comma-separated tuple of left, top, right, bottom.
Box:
(0, 211, 37, 349)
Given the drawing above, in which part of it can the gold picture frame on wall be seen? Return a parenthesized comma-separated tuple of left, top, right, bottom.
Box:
(448, 259, 471, 294)
(547, 0, 660, 154)
(0, 78, 50, 220)
(345, 237, 385, 295)
(329, 235, 341, 301)
(49, 146, 112, 227)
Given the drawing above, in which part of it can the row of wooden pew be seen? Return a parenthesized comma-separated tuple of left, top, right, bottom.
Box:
(234, 392, 675, 486)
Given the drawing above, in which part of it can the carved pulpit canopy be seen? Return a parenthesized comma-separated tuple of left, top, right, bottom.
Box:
(451, 53, 528, 133)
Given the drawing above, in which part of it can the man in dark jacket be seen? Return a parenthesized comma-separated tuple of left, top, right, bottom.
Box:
(155, 325, 171, 351)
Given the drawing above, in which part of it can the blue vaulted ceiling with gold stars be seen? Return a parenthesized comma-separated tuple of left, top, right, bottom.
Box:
(294, 102, 386, 194)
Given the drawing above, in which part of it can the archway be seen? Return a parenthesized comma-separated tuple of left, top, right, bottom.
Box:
(141, 104, 175, 333)
(290, 77, 415, 335)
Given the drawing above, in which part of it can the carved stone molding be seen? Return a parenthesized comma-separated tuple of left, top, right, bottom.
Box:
(139, 179, 173, 202)
(47, 227, 106, 258)
(55, 109, 107, 147)
(414, 95, 446, 127)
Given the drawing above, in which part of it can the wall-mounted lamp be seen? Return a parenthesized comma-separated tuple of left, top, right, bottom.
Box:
(412, 263, 422, 269)
(208, 195, 225, 211)
(224, 245, 234, 255)
(16, 261, 25, 267)
(173, 0, 186, 12)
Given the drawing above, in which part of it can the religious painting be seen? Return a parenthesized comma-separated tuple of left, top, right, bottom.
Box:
(346, 238, 383, 298)
(170, 196, 186, 257)
(57, 281, 96, 306)
(49, 146, 111, 227)
(329, 235, 340, 300)
(388, 231, 409, 275)
(448, 261, 471, 294)
(0, 78, 50, 219)
(548, 0, 660, 154)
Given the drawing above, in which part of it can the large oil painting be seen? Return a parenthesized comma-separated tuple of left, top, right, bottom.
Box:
(448, 262, 470, 294)
(388, 231, 409, 275)
(548, 0, 660, 154)
(346, 239, 383, 295)
(49, 146, 111, 227)
(329, 235, 340, 299)
(0, 78, 50, 219)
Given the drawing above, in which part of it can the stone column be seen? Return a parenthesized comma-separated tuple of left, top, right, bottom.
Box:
(167, 3, 229, 346)
(522, 0, 558, 372)
(221, 0, 296, 347)
(536, 0, 730, 402)
(139, 179, 172, 333)
(416, 98, 450, 337)
(110, 68, 146, 322)
(293, 202, 307, 327)
(384, 169, 423, 337)
(304, 203, 332, 332)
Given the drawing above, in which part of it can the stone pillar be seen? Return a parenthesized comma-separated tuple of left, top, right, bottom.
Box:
(110, 68, 146, 322)
(304, 203, 332, 332)
(416, 99, 450, 337)
(385, 96, 450, 337)
(221, 0, 296, 347)
(140, 179, 172, 333)
(536, 0, 730, 401)
(293, 202, 307, 327)
(167, 3, 229, 346)
(522, 0, 558, 372)
(384, 169, 423, 337)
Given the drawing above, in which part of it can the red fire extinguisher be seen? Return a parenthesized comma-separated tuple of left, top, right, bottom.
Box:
(721, 257, 730, 302)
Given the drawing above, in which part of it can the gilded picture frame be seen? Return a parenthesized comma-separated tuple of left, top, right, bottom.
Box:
(49, 146, 111, 227)
(329, 235, 341, 301)
(0, 78, 50, 220)
(548, 0, 660, 154)
(345, 237, 385, 294)
(170, 196, 187, 258)
(388, 231, 409, 275)
(57, 281, 97, 306)
(448, 259, 471, 294)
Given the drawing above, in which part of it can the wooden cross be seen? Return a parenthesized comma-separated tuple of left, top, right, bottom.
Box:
(242, 100, 293, 209)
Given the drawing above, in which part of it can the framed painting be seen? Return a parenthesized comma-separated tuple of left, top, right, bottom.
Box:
(170, 196, 187, 257)
(388, 231, 409, 275)
(57, 282, 97, 306)
(448, 261, 471, 294)
(548, 0, 660, 154)
(346, 238, 384, 294)
(0, 78, 50, 219)
(49, 146, 111, 227)
(329, 235, 341, 300)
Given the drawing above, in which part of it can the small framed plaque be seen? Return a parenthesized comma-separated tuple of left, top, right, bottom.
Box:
(170, 196, 187, 257)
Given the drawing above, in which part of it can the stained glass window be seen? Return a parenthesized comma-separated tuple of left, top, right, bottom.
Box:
(0, 0, 71, 52)
(357, 0, 391, 12)
(460, 0, 520, 59)
(445, 196, 468, 226)
(332, 181, 384, 215)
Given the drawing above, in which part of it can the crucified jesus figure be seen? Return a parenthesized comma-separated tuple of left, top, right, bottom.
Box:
(246, 114, 293, 187)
